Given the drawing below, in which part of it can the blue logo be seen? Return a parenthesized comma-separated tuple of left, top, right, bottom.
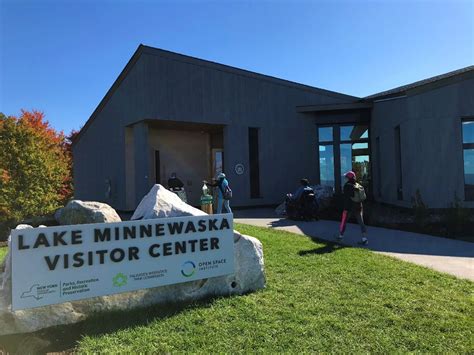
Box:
(181, 261, 196, 277)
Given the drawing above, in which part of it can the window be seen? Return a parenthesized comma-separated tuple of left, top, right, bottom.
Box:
(319, 145, 335, 187)
(462, 119, 474, 201)
(394, 126, 403, 200)
(318, 127, 333, 142)
(339, 125, 370, 190)
(249, 128, 261, 198)
(317, 124, 370, 193)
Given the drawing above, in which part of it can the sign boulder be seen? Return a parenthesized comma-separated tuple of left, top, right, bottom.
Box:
(0, 185, 265, 335)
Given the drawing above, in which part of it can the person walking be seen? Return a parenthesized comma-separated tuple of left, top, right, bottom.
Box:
(337, 171, 368, 245)
(205, 172, 232, 214)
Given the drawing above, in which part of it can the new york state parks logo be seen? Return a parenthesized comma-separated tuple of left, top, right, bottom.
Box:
(112, 273, 128, 287)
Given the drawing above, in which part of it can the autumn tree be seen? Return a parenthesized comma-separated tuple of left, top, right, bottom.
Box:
(0, 110, 72, 227)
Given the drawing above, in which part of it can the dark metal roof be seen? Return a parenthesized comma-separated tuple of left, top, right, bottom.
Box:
(365, 65, 474, 100)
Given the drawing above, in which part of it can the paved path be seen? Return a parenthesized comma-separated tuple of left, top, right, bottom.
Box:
(234, 209, 474, 281)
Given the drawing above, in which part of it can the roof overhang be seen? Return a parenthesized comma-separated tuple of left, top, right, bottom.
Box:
(296, 102, 373, 113)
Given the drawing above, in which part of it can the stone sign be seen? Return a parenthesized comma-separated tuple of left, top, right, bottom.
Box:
(11, 214, 234, 311)
(0, 185, 265, 336)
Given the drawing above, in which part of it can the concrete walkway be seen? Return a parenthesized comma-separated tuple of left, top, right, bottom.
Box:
(234, 208, 474, 281)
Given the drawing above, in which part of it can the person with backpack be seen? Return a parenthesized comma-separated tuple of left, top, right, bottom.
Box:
(337, 171, 368, 245)
(205, 172, 232, 214)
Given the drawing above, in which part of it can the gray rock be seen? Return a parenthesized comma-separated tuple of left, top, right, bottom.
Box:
(55, 200, 121, 225)
(131, 184, 206, 220)
(0, 186, 265, 336)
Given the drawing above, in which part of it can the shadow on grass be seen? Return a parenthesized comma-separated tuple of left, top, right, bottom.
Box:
(0, 296, 223, 353)
(298, 242, 347, 256)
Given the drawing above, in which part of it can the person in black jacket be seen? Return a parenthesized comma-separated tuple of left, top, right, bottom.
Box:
(168, 173, 184, 191)
(337, 171, 368, 245)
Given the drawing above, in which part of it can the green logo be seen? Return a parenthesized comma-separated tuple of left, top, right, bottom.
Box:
(113, 273, 128, 287)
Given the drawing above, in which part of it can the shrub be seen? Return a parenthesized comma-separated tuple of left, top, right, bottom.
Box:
(444, 195, 471, 236)
(0, 110, 72, 228)
(411, 189, 429, 227)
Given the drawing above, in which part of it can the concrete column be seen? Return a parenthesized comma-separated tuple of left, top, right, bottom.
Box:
(133, 122, 150, 205)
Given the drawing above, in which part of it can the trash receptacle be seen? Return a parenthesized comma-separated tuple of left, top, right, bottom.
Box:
(200, 194, 213, 214)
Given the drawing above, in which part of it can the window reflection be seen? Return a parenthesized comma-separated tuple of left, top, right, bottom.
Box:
(340, 143, 370, 188)
(319, 145, 335, 188)
(464, 149, 474, 200)
(462, 121, 474, 143)
(462, 120, 474, 201)
(317, 124, 370, 194)
(341, 125, 369, 141)
(318, 127, 333, 142)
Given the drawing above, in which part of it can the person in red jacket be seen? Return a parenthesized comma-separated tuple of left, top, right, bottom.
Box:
(337, 171, 368, 245)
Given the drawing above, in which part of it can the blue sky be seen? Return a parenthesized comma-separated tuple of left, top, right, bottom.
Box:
(1, 0, 473, 134)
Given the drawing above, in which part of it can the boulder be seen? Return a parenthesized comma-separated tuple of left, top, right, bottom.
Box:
(55, 200, 121, 225)
(0, 186, 265, 336)
(131, 184, 206, 220)
(275, 184, 334, 215)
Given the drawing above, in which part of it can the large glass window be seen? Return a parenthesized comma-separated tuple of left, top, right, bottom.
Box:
(339, 125, 370, 189)
(317, 124, 370, 194)
(319, 145, 335, 187)
(462, 120, 474, 200)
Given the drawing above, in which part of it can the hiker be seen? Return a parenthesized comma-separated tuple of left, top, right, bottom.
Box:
(337, 171, 368, 245)
(168, 172, 184, 190)
(205, 172, 232, 214)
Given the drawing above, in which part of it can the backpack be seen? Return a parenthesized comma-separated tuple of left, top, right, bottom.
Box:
(351, 182, 367, 203)
(219, 182, 233, 200)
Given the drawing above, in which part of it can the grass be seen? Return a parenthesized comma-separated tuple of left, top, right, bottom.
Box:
(0, 247, 7, 264)
(1, 224, 473, 353)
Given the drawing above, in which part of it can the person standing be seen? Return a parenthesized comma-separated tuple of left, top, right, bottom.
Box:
(168, 172, 184, 190)
(205, 172, 232, 214)
(337, 171, 368, 245)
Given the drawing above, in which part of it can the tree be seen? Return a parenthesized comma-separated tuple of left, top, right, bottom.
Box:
(0, 110, 72, 226)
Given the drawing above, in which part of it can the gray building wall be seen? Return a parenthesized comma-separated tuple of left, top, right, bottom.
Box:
(73, 47, 356, 210)
(371, 72, 474, 208)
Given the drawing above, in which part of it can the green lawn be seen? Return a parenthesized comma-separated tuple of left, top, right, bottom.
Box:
(1, 225, 473, 353)
(75, 224, 472, 353)
(0, 247, 7, 264)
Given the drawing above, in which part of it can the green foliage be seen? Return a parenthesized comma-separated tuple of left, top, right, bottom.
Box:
(411, 189, 429, 227)
(0, 111, 72, 227)
(444, 195, 471, 236)
(0, 247, 6, 264)
(67, 225, 472, 353)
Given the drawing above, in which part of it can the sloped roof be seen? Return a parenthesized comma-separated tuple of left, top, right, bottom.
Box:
(73, 45, 358, 145)
(365, 65, 474, 100)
